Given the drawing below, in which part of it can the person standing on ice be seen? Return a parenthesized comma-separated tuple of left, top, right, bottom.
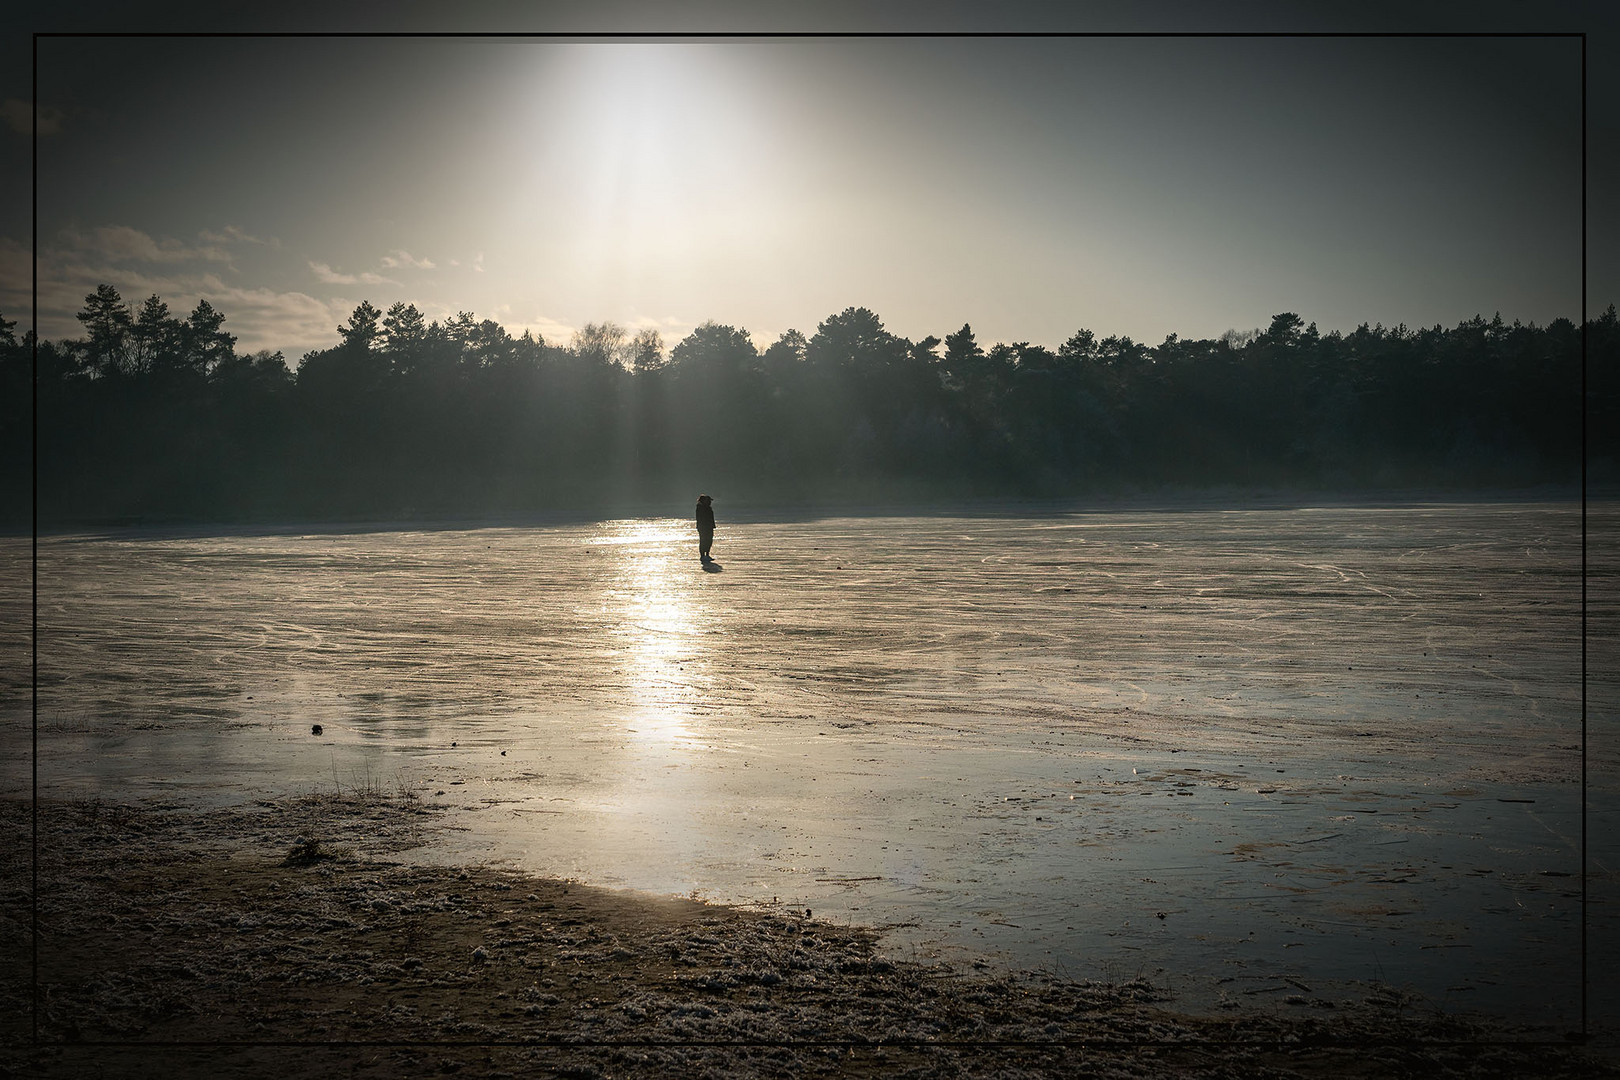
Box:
(695, 494, 716, 563)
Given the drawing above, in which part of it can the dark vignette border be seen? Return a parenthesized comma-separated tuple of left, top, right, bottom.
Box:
(27, 24, 1592, 1058)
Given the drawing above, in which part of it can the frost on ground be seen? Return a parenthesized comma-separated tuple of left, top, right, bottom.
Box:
(2, 797, 1613, 1080)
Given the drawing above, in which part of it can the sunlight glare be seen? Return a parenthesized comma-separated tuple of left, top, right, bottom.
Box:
(525, 44, 781, 282)
(606, 519, 703, 746)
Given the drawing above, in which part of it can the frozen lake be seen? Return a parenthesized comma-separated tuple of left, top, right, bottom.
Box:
(5, 499, 1614, 1025)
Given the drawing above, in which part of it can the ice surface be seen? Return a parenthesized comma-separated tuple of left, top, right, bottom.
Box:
(4, 500, 1614, 1024)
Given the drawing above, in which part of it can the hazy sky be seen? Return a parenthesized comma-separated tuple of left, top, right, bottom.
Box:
(2, 4, 1610, 360)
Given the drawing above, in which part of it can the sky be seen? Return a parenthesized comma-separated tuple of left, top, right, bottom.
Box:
(2, 2, 1613, 361)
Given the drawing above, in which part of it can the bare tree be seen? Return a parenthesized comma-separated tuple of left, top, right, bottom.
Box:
(572, 322, 628, 367)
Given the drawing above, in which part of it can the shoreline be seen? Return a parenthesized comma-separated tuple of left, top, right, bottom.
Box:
(10, 483, 1599, 540)
(3, 794, 1613, 1079)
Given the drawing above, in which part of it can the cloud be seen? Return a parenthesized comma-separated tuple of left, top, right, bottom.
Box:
(308, 262, 351, 284)
(202, 285, 355, 359)
(309, 261, 395, 287)
(62, 224, 233, 264)
(2, 98, 65, 136)
(631, 314, 691, 333)
(4, 236, 352, 356)
(0, 226, 694, 361)
(495, 309, 580, 347)
(378, 249, 435, 270)
(199, 225, 272, 248)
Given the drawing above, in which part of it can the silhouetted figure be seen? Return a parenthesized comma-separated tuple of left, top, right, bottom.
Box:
(696, 494, 715, 562)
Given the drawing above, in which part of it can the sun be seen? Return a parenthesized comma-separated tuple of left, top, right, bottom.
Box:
(515, 44, 784, 290)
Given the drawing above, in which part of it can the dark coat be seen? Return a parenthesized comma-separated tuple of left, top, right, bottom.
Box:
(696, 502, 715, 534)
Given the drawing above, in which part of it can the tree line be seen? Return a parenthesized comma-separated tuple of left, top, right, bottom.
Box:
(2, 285, 1613, 525)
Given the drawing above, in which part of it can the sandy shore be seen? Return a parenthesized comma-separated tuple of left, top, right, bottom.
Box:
(2, 794, 1613, 1080)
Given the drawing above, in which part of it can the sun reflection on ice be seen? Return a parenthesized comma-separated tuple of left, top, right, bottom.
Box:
(599, 519, 705, 746)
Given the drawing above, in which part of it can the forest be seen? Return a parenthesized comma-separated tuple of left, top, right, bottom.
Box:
(1, 286, 1613, 526)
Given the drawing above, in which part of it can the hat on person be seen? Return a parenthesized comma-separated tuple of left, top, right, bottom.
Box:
(698, 494, 712, 503)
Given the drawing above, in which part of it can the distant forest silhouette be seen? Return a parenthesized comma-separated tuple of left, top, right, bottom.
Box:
(3, 287, 1613, 526)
